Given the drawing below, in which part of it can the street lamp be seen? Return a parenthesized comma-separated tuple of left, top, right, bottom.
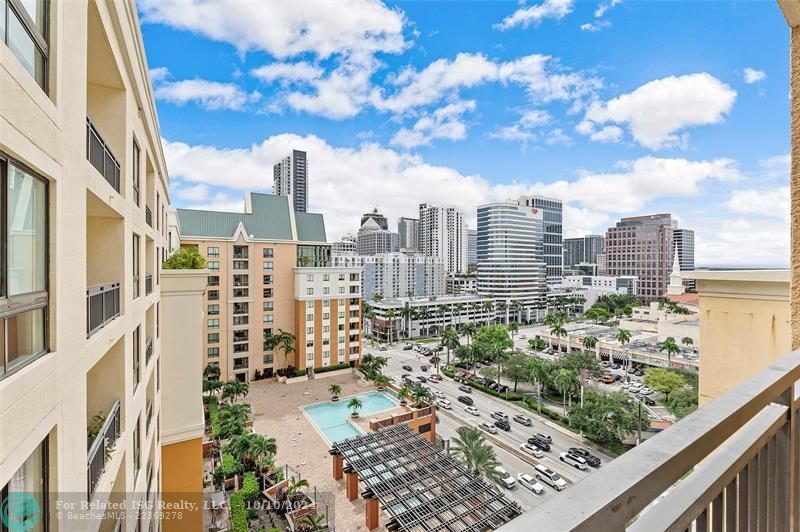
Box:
(636, 398, 642, 446)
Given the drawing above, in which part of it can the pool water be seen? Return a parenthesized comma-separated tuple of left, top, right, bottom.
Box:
(304, 392, 398, 443)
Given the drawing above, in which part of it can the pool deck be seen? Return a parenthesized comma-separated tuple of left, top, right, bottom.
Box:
(249, 373, 388, 532)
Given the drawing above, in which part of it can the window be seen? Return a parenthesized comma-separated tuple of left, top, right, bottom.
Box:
(133, 326, 140, 389)
(338, 299, 345, 306)
(306, 301, 314, 309)
(233, 343, 248, 353)
(323, 300, 330, 308)
(207, 261, 219, 271)
(306, 274, 314, 282)
(263, 354, 273, 364)
(233, 315, 248, 326)
(263, 301, 273, 311)
(263, 261, 274, 271)
(323, 274, 330, 281)
(133, 418, 141, 477)
(323, 313, 330, 320)
(208, 333, 219, 343)
(207, 319, 219, 328)
(338, 311, 345, 319)
(338, 337, 345, 344)
(207, 304, 219, 315)
(233, 260, 248, 270)
(338, 274, 345, 281)
(233, 302, 248, 315)
(208, 276, 219, 286)
(132, 140, 140, 206)
(208, 290, 219, 301)
(233, 274, 248, 287)
(323, 351, 330, 359)
(263, 275, 273, 284)
(156, 193, 160, 230)
(306, 340, 313, 348)
(338, 348, 344, 357)
(306, 327, 314, 335)
(306, 314, 314, 322)
(4, 0, 48, 90)
(306, 352, 314, 361)
(233, 330, 248, 342)
(233, 356, 248, 369)
(207, 247, 219, 257)
(263, 288, 273, 298)
(233, 288, 248, 298)
(306, 288, 314, 296)
(1, 437, 48, 532)
(263, 314, 273, 324)
(323, 287, 330, 295)
(323, 325, 330, 333)
(233, 246, 248, 259)
(207, 347, 219, 358)
(133, 234, 140, 299)
(263, 248, 273, 258)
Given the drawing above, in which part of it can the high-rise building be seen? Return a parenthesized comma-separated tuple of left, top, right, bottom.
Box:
(605, 214, 677, 301)
(564, 235, 605, 269)
(0, 2, 207, 529)
(674, 228, 696, 290)
(584, 234, 605, 264)
(273, 149, 308, 212)
(398, 217, 420, 251)
(467, 229, 478, 267)
(357, 216, 400, 255)
(177, 193, 362, 380)
(518, 196, 563, 283)
(361, 207, 389, 230)
(476, 201, 547, 322)
(332, 235, 357, 256)
(334, 253, 446, 300)
(419, 203, 468, 274)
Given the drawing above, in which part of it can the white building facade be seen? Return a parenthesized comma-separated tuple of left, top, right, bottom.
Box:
(334, 253, 446, 300)
(419, 203, 468, 274)
(370, 295, 495, 340)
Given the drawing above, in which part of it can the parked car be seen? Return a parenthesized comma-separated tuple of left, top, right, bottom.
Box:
(621, 382, 630, 389)
(420, 365, 429, 372)
(458, 384, 472, 394)
(494, 467, 516, 489)
(614, 375, 624, 382)
(518, 334, 527, 339)
(458, 395, 474, 406)
(601, 375, 615, 384)
(494, 420, 512, 432)
(433, 390, 446, 399)
(535, 432, 553, 443)
(527, 436, 550, 452)
(568, 447, 601, 468)
(560, 452, 588, 470)
(520, 443, 544, 458)
(517, 473, 544, 494)
(428, 373, 442, 382)
(601, 361, 611, 368)
(634, 369, 645, 376)
(437, 399, 452, 409)
(491, 411, 509, 422)
(627, 367, 637, 374)
(480, 422, 497, 434)
(640, 387, 653, 395)
(416, 375, 427, 383)
(610, 363, 621, 370)
(465, 406, 480, 416)
(403, 344, 413, 350)
(534, 464, 567, 491)
(643, 396, 656, 406)
(402, 365, 413, 372)
(379, 346, 387, 351)
(513, 414, 533, 426)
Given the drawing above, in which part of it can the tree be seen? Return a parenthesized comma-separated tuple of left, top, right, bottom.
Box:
(411, 386, 434, 408)
(528, 337, 547, 352)
(462, 322, 477, 346)
(644, 368, 685, 400)
(441, 328, 460, 371)
(479, 365, 499, 382)
(663, 388, 698, 419)
(568, 391, 640, 445)
(473, 325, 513, 383)
(359, 353, 388, 379)
(226, 432, 277, 470)
(502, 352, 530, 392)
(507, 321, 519, 338)
(528, 357, 552, 414)
(204, 363, 221, 381)
(373, 374, 390, 390)
(347, 397, 363, 417)
(385, 308, 397, 344)
(616, 328, 631, 370)
(585, 307, 611, 324)
(328, 383, 342, 401)
(496, 301, 508, 324)
(583, 335, 598, 351)
(417, 307, 431, 336)
(550, 321, 567, 353)
(558, 350, 601, 378)
(450, 427, 503, 486)
(454, 303, 466, 328)
(397, 386, 412, 405)
(162, 246, 207, 269)
(221, 380, 248, 404)
(203, 379, 223, 397)
(481, 300, 494, 325)
(217, 404, 249, 440)
(287, 476, 310, 496)
(400, 304, 414, 340)
(266, 329, 296, 369)
(554, 368, 579, 412)
(297, 513, 327, 532)
(657, 336, 681, 368)
(681, 336, 694, 348)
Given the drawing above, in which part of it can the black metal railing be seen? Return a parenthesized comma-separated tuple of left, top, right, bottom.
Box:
(145, 274, 153, 295)
(145, 206, 152, 227)
(86, 282, 121, 338)
(87, 400, 121, 499)
(86, 117, 120, 192)
(145, 337, 153, 364)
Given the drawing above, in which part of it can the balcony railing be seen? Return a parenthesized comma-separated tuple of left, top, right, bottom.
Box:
(87, 400, 121, 499)
(145, 337, 153, 364)
(146, 401, 153, 433)
(86, 282, 120, 338)
(86, 117, 120, 192)
(145, 274, 153, 295)
(507, 350, 800, 532)
(145, 206, 152, 227)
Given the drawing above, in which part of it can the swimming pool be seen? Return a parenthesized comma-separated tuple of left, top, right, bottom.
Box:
(303, 392, 398, 443)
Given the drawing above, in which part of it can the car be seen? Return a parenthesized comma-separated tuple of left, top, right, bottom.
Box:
(535, 432, 553, 443)
(614, 375, 624, 382)
(458, 384, 472, 394)
(435, 346, 444, 352)
(465, 406, 480, 416)
(416, 375, 427, 383)
(568, 447, 601, 468)
(640, 387, 653, 395)
(630, 381, 643, 389)
(560, 452, 588, 470)
(428, 373, 442, 382)
(610, 363, 621, 370)
(420, 365, 429, 372)
(437, 399, 452, 409)
(494, 420, 511, 432)
(480, 422, 497, 434)
(527, 437, 550, 452)
(433, 390, 446, 399)
(518, 334, 527, 339)
(519, 443, 544, 458)
(534, 464, 567, 491)
(635, 369, 645, 376)
(475, 363, 482, 369)
(627, 367, 637, 374)
(621, 382, 630, 389)
(513, 414, 533, 426)
(517, 473, 544, 494)
(643, 397, 656, 406)
(379, 346, 387, 351)
(403, 344, 413, 350)
(458, 395, 474, 406)
(601, 361, 611, 368)
(601, 375, 615, 384)
(402, 365, 413, 372)
(494, 467, 516, 489)
(491, 411, 509, 422)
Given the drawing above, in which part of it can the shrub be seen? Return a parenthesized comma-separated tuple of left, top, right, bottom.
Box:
(291, 368, 306, 378)
(221, 452, 243, 477)
(162, 246, 207, 269)
(241, 472, 260, 504)
(208, 401, 220, 436)
(314, 362, 350, 374)
(230, 492, 248, 532)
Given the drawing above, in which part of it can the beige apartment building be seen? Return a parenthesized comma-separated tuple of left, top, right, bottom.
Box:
(0, 1, 207, 531)
(176, 193, 362, 381)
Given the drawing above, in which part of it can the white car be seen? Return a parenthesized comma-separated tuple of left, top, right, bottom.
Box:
(640, 387, 653, 395)
(518, 335, 527, 339)
(560, 452, 588, 470)
(535, 464, 567, 491)
(491, 411, 509, 422)
(437, 399, 452, 409)
(465, 406, 480, 416)
(517, 473, 544, 494)
(480, 422, 497, 434)
(433, 390, 447, 399)
(494, 466, 516, 489)
(520, 443, 544, 458)
(630, 382, 643, 390)
(620, 382, 630, 389)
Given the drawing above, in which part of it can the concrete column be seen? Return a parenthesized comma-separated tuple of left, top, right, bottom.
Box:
(332, 454, 343, 480)
(793, 24, 800, 350)
(346, 471, 359, 501)
(428, 406, 437, 444)
(366, 497, 380, 530)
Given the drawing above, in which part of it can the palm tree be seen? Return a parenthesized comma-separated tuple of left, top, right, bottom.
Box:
(417, 307, 431, 336)
(328, 383, 342, 401)
(203, 364, 221, 381)
(267, 329, 296, 370)
(511, 301, 525, 323)
(469, 302, 481, 324)
(385, 308, 397, 344)
(203, 379, 223, 397)
(481, 300, 494, 325)
(216, 403, 249, 439)
(400, 304, 414, 340)
(397, 386, 412, 406)
(554, 368, 580, 414)
(528, 358, 551, 414)
(454, 303, 466, 328)
(583, 335, 599, 360)
(528, 337, 546, 352)
(365, 306, 376, 343)
(411, 386, 434, 408)
(373, 374, 390, 391)
(409, 308, 419, 340)
(437, 304, 449, 331)
(496, 301, 508, 324)
(550, 321, 567, 353)
(450, 427, 503, 486)
(297, 513, 327, 532)
(462, 322, 477, 347)
(616, 328, 632, 371)
(507, 321, 519, 338)
(287, 476, 310, 496)
(658, 336, 681, 368)
(441, 328, 460, 372)
(221, 380, 248, 404)
(347, 397, 363, 417)
(226, 432, 277, 470)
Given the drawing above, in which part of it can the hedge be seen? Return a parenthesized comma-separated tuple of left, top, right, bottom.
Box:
(314, 362, 350, 374)
(208, 401, 220, 437)
(230, 492, 247, 532)
(241, 472, 259, 504)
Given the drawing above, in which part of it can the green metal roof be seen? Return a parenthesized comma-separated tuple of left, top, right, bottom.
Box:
(176, 193, 325, 242)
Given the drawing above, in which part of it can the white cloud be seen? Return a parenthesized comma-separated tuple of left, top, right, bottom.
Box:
(758, 154, 789, 178)
(149, 66, 169, 81)
(595, 0, 621, 18)
(390, 100, 476, 148)
(520, 109, 552, 128)
(251, 62, 324, 84)
(726, 186, 790, 218)
(495, 0, 574, 30)
(154, 79, 261, 111)
(580, 20, 611, 32)
(138, 0, 407, 59)
(546, 128, 573, 145)
(489, 125, 536, 144)
(697, 217, 788, 267)
(589, 125, 623, 143)
(743, 67, 767, 84)
(580, 73, 736, 149)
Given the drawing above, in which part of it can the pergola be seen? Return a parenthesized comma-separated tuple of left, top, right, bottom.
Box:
(330, 424, 522, 531)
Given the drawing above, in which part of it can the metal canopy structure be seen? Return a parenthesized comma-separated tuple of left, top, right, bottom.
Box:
(330, 424, 521, 531)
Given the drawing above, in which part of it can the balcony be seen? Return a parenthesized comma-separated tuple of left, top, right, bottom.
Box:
(145, 206, 152, 227)
(146, 401, 153, 433)
(145, 274, 153, 296)
(509, 350, 800, 531)
(86, 282, 120, 338)
(86, 117, 120, 192)
(87, 400, 121, 498)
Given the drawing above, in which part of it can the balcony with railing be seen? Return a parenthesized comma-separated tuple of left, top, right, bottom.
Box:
(505, 350, 800, 531)
(86, 117, 121, 192)
(86, 282, 120, 338)
(87, 400, 121, 499)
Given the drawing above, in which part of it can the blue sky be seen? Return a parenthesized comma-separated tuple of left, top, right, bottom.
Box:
(139, 0, 790, 267)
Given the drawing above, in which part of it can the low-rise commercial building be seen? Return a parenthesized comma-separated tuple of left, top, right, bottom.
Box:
(369, 295, 495, 340)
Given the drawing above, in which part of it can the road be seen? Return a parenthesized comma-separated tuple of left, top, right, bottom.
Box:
(376, 340, 614, 504)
